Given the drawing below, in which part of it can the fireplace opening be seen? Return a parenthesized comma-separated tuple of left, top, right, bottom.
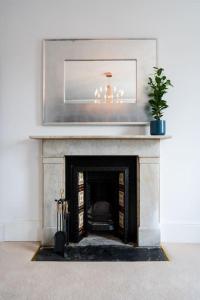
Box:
(86, 171, 118, 233)
(66, 156, 137, 244)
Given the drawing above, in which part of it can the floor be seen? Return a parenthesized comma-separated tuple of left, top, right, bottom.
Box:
(0, 242, 200, 300)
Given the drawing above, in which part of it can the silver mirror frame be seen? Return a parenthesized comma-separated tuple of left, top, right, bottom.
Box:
(43, 39, 157, 125)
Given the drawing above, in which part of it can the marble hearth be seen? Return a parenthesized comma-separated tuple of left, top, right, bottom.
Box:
(30, 135, 170, 246)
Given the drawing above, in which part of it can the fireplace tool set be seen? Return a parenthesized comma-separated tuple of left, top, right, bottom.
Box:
(54, 190, 69, 256)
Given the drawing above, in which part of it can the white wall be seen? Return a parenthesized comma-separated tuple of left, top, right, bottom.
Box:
(0, 0, 200, 242)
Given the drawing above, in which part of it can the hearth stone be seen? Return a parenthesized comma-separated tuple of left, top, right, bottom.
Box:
(32, 245, 168, 262)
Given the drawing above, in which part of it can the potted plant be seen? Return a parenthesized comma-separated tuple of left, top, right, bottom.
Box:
(148, 67, 173, 135)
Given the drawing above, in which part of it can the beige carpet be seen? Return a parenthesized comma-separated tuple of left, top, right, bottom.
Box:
(0, 242, 200, 300)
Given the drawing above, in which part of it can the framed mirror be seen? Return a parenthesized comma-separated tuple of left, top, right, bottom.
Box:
(43, 39, 156, 124)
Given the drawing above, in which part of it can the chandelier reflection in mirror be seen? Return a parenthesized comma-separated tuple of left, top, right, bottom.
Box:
(64, 59, 137, 104)
(94, 72, 125, 104)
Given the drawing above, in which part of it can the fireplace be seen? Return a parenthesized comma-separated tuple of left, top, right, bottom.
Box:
(66, 156, 137, 244)
(31, 135, 166, 247)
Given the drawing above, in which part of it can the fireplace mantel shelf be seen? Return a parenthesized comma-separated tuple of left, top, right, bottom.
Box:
(29, 135, 171, 140)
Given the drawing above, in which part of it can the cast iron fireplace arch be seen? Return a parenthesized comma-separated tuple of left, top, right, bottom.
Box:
(65, 156, 138, 244)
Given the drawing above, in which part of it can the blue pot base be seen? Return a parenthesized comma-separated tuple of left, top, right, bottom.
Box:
(150, 120, 166, 135)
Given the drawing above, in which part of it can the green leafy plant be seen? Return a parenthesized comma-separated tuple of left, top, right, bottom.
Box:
(148, 67, 173, 120)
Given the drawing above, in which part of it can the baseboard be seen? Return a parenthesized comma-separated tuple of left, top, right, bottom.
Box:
(0, 224, 5, 241)
(1, 221, 200, 243)
(161, 222, 200, 243)
(2, 220, 42, 241)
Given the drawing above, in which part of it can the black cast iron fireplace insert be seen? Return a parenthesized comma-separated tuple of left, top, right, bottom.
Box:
(65, 156, 137, 244)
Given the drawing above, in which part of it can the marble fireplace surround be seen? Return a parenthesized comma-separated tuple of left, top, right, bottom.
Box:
(30, 135, 170, 246)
